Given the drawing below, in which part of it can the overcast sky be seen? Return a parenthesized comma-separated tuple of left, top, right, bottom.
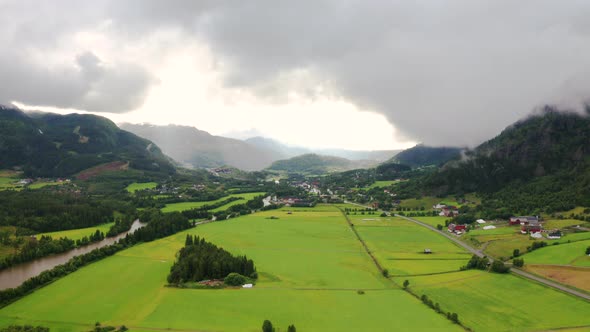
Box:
(3, 1, 590, 150)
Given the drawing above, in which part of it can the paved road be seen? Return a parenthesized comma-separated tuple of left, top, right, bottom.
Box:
(396, 214, 590, 302)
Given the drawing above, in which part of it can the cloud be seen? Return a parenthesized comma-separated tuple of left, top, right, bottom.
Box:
(3, 1, 590, 145)
(0, 1, 154, 113)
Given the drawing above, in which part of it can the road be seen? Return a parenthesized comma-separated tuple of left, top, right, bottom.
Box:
(395, 214, 590, 302)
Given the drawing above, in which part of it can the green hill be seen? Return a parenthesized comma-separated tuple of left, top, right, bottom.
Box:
(387, 145, 462, 168)
(0, 105, 175, 177)
(267, 153, 360, 174)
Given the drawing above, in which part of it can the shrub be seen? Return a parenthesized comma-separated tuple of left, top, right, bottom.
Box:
(224, 273, 248, 286)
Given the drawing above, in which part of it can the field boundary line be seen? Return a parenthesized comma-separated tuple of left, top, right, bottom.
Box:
(336, 207, 398, 287)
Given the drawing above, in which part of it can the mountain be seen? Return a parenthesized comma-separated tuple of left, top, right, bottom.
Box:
(421, 107, 590, 213)
(267, 153, 376, 174)
(386, 144, 462, 168)
(244, 136, 310, 160)
(120, 124, 275, 171)
(0, 105, 175, 177)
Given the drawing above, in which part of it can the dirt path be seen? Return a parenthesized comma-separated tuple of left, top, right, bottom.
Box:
(397, 214, 590, 302)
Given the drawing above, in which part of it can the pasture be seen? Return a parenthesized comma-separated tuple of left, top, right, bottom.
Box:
(125, 182, 158, 193)
(351, 215, 470, 276)
(39, 223, 115, 241)
(161, 192, 265, 213)
(520, 239, 590, 267)
(0, 206, 460, 332)
(402, 270, 590, 332)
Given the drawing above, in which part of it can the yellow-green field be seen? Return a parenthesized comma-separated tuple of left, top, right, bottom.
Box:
(161, 192, 265, 213)
(125, 182, 158, 193)
(0, 206, 461, 332)
(39, 223, 115, 241)
(350, 215, 470, 276)
(520, 239, 590, 267)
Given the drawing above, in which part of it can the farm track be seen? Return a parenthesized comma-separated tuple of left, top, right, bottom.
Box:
(396, 214, 590, 302)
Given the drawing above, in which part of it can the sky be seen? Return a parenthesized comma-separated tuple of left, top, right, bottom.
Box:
(2, 1, 590, 150)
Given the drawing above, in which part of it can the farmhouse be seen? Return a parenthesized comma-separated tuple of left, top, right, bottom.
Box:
(521, 221, 542, 234)
(439, 207, 459, 217)
(447, 223, 466, 233)
(510, 216, 539, 225)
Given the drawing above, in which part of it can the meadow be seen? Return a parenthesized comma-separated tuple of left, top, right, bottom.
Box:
(525, 265, 590, 292)
(351, 215, 471, 276)
(39, 223, 115, 241)
(125, 182, 158, 193)
(161, 192, 265, 213)
(520, 239, 590, 267)
(0, 206, 461, 332)
(400, 270, 590, 332)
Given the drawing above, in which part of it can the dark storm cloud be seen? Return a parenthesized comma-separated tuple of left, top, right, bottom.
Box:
(0, 1, 154, 113)
(3, 1, 590, 144)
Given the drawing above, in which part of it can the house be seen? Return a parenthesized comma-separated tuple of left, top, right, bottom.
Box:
(433, 203, 447, 209)
(510, 216, 539, 225)
(439, 207, 459, 217)
(521, 221, 542, 234)
(476, 219, 486, 224)
(448, 223, 466, 233)
(547, 230, 562, 239)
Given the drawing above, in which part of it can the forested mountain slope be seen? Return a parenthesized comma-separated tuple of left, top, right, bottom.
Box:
(0, 105, 175, 177)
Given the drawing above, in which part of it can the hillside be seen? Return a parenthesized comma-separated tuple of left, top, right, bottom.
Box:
(121, 124, 276, 171)
(267, 153, 374, 174)
(245, 136, 399, 161)
(387, 145, 462, 168)
(0, 105, 175, 177)
(422, 107, 590, 213)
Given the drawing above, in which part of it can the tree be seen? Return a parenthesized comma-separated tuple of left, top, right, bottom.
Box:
(262, 320, 274, 332)
(436, 224, 443, 230)
(224, 273, 247, 286)
(287, 325, 296, 332)
(382, 269, 389, 278)
(586, 246, 590, 255)
(403, 279, 410, 289)
(491, 260, 510, 273)
(450, 313, 459, 323)
(513, 249, 520, 257)
(513, 258, 524, 267)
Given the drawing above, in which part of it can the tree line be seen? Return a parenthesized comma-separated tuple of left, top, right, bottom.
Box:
(0, 211, 193, 307)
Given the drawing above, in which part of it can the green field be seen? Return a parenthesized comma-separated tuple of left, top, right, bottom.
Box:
(39, 223, 115, 241)
(0, 177, 22, 191)
(125, 182, 158, 193)
(351, 215, 470, 276)
(520, 239, 590, 267)
(0, 206, 461, 332)
(161, 192, 265, 213)
(401, 270, 590, 332)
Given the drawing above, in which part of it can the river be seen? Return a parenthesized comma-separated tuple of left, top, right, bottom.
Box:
(0, 219, 146, 290)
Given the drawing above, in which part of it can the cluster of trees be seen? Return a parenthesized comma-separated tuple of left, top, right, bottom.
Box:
(75, 230, 106, 246)
(462, 255, 510, 273)
(527, 241, 548, 252)
(0, 191, 116, 232)
(420, 294, 459, 324)
(262, 320, 296, 332)
(91, 322, 128, 332)
(106, 215, 135, 237)
(0, 211, 193, 307)
(167, 235, 256, 284)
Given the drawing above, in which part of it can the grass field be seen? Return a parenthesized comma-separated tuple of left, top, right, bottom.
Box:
(125, 182, 158, 193)
(401, 270, 590, 332)
(28, 181, 64, 189)
(413, 216, 450, 227)
(351, 215, 470, 276)
(0, 206, 461, 332)
(520, 239, 590, 267)
(161, 192, 265, 213)
(544, 219, 588, 229)
(0, 177, 22, 191)
(39, 223, 115, 241)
